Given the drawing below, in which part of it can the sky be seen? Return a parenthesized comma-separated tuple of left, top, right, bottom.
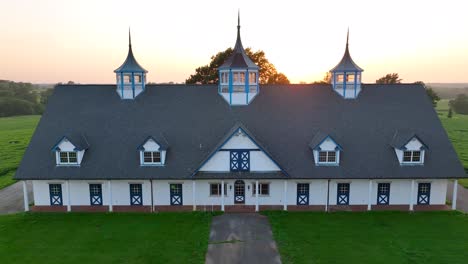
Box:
(1, 0, 468, 84)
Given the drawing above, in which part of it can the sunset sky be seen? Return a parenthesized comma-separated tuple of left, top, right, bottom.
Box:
(1, 0, 468, 84)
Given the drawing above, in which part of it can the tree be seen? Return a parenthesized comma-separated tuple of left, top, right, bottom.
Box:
(449, 94, 468, 115)
(186, 48, 289, 84)
(376, 73, 402, 84)
(448, 107, 453, 118)
(415, 81, 440, 107)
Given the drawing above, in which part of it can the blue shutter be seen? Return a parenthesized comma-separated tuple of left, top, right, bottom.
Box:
(230, 150, 250, 172)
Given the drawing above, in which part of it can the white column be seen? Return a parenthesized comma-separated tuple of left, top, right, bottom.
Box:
(255, 180, 259, 212)
(22, 181, 29, 212)
(452, 180, 458, 210)
(108, 180, 113, 212)
(283, 180, 288, 211)
(409, 180, 415, 211)
(192, 181, 196, 211)
(367, 180, 372, 211)
(66, 180, 71, 212)
(221, 180, 225, 211)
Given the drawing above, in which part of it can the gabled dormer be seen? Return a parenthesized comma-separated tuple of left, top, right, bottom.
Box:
(218, 12, 260, 106)
(330, 30, 363, 99)
(309, 132, 342, 166)
(391, 131, 427, 165)
(51, 134, 89, 166)
(114, 30, 148, 100)
(138, 136, 169, 166)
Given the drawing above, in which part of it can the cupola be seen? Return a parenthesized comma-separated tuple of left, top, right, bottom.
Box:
(218, 12, 259, 106)
(330, 30, 363, 99)
(114, 30, 148, 99)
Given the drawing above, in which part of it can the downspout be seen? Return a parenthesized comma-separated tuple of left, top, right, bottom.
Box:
(326, 179, 330, 212)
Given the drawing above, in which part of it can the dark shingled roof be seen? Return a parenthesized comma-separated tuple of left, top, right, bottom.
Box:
(51, 133, 90, 151)
(390, 130, 428, 150)
(137, 135, 169, 151)
(330, 32, 363, 72)
(15, 83, 466, 180)
(309, 132, 343, 151)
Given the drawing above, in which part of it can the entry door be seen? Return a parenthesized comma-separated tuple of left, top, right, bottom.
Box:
(377, 183, 390, 205)
(297, 183, 310, 205)
(234, 180, 245, 204)
(417, 183, 431, 205)
(49, 184, 63, 206)
(170, 184, 183, 205)
(89, 184, 103, 205)
(337, 183, 350, 205)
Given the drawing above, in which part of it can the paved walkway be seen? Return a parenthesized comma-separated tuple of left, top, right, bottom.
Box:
(206, 213, 281, 264)
(0, 181, 33, 215)
(446, 182, 468, 213)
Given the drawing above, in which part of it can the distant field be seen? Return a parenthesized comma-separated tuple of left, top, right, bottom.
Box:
(436, 99, 468, 187)
(0, 115, 40, 189)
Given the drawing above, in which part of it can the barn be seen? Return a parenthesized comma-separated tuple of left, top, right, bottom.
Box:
(15, 17, 466, 213)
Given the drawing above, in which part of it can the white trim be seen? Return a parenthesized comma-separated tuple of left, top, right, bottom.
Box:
(66, 180, 71, 212)
(409, 180, 415, 211)
(221, 180, 225, 211)
(22, 181, 29, 212)
(108, 180, 113, 212)
(283, 180, 287, 211)
(452, 180, 458, 210)
(192, 181, 196, 211)
(367, 180, 372, 211)
(255, 180, 259, 212)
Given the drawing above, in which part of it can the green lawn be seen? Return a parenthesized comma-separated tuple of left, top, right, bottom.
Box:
(0, 115, 40, 189)
(265, 211, 468, 264)
(0, 212, 212, 264)
(436, 99, 468, 187)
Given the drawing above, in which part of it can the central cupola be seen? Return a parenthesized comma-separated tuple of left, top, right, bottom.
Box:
(114, 30, 148, 99)
(218, 12, 259, 106)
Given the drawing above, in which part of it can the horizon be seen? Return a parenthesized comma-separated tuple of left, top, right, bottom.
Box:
(1, 0, 468, 84)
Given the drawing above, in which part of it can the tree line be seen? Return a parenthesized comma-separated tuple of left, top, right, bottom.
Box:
(0, 80, 53, 117)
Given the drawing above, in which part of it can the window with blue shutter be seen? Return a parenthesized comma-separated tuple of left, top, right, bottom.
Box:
(230, 150, 249, 172)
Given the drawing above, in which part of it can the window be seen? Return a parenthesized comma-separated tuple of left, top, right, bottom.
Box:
(318, 151, 337, 164)
(252, 183, 269, 195)
(124, 74, 131, 83)
(346, 74, 355, 83)
(134, 75, 142, 83)
(221, 72, 228, 84)
(336, 74, 344, 82)
(143, 151, 161, 164)
(249, 72, 257, 84)
(233, 72, 239, 83)
(130, 184, 143, 205)
(402, 150, 422, 163)
(58, 151, 78, 164)
(230, 151, 250, 172)
(239, 72, 245, 83)
(210, 183, 227, 196)
(89, 184, 103, 206)
(49, 184, 63, 206)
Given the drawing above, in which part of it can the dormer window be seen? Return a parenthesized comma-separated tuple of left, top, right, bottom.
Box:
(318, 151, 337, 164)
(143, 151, 161, 164)
(403, 150, 421, 163)
(138, 136, 168, 166)
(59, 151, 78, 164)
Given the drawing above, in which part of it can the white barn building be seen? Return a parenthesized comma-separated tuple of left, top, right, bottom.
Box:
(15, 17, 466, 213)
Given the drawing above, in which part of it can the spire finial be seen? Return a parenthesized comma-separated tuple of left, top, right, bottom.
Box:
(129, 27, 132, 47)
(237, 9, 240, 30)
(346, 27, 349, 48)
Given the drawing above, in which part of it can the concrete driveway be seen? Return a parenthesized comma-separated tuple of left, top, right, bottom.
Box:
(205, 213, 281, 264)
(447, 182, 468, 213)
(0, 181, 32, 214)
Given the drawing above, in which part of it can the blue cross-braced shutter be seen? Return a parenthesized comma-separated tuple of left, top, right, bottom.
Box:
(49, 184, 63, 206)
(417, 183, 431, 205)
(297, 183, 310, 205)
(89, 184, 103, 205)
(230, 150, 250, 172)
(130, 184, 143, 205)
(377, 183, 390, 205)
(170, 184, 183, 205)
(337, 183, 350, 205)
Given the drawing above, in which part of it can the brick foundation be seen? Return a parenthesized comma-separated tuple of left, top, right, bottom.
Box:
(371, 205, 409, 211)
(196, 205, 222, 212)
(31, 205, 67, 212)
(413, 204, 449, 211)
(113, 205, 152, 213)
(71, 206, 109, 212)
(154, 205, 193, 212)
(259, 205, 283, 211)
(287, 205, 326, 211)
(224, 205, 256, 213)
(329, 205, 368, 212)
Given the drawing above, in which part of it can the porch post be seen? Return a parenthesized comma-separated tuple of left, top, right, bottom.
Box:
(452, 180, 458, 210)
(409, 180, 415, 211)
(367, 180, 372, 211)
(221, 180, 225, 211)
(66, 180, 71, 212)
(192, 181, 196, 211)
(22, 181, 29, 212)
(108, 180, 113, 212)
(283, 180, 288, 211)
(255, 180, 259, 212)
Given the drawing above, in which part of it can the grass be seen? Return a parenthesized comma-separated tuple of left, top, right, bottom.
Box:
(265, 211, 468, 264)
(0, 115, 40, 189)
(0, 212, 212, 264)
(436, 99, 468, 187)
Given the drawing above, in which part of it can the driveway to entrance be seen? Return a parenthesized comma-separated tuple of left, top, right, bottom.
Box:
(205, 213, 281, 264)
(0, 181, 32, 215)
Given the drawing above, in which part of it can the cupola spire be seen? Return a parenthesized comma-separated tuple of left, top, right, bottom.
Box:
(330, 29, 363, 99)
